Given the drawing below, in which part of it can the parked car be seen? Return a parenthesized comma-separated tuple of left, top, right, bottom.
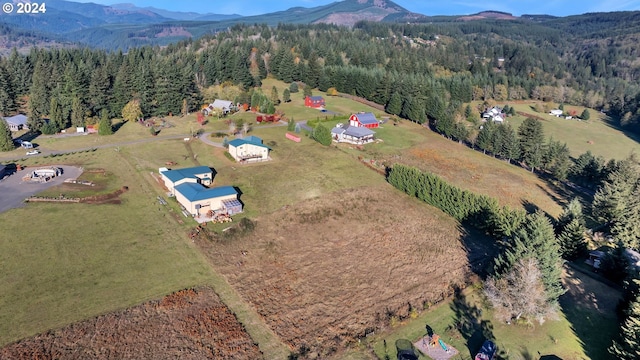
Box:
(26, 149, 40, 155)
(475, 340, 497, 360)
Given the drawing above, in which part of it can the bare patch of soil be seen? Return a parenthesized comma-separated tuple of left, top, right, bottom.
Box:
(0, 288, 261, 360)
(195, 186, 472, 358)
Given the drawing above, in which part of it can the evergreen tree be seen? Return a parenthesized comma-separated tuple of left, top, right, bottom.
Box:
(593, 158, 640, 249)
(303, 85, 313, 97)
(464, 104, 473, 120)
(494, 211, 565, 303)
(610, 280, 640, 360)
(0, 67, 16, 116)
(501, 123, 521, 164)
(518, 117, 545, 172)
(270, 86, 280, 105)
(283, 88, 291, 103)
(556, 198, 585, 233)
(558, 219, 587, 260)
(27, 61, 49, 131)
(71, 97, 86, 128)
(476, 121, 496, 154)
(98, 110, 113, 135)
(581, 109, 591, 120)
(287, 118, 295, 131)
(312, 123, 332, 146)
(49, 97, 63, 132)
(0, 119, 14, 151)
(385, 91, 402, 116)
(289, 82, 299, 93)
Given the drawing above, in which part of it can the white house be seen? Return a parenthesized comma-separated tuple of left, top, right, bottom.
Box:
(203, 99, 234, 116)
(549, 109, 564, 117)
(228, 136, 271, 163)
(159, 166, 243, 216)
(482, 107, 505, 123)
(331, 124, 375, 144)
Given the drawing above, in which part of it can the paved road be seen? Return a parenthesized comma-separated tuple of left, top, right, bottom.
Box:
(0, 165, 83, 213)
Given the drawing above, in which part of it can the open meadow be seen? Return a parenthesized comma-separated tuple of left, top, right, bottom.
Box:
(503, 101, 640, 160)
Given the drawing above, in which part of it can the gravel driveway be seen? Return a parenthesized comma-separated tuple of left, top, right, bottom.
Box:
(0, 165, 83, 214)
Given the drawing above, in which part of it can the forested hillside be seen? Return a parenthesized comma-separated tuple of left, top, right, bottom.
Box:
(2, 18, 640, 135)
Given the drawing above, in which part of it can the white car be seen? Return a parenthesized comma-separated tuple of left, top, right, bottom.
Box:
(26, 150, 40, 155)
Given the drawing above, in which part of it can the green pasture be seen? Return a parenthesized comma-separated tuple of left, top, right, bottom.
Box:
(363, 286, 616, 360)
(0, 148, 214, 346)
(505, 102, 640, 161)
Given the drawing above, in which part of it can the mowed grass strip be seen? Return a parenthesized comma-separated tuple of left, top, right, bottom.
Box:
(0, 148, 215, 346)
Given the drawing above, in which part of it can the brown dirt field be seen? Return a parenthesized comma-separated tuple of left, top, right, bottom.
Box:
(0, 287, 262, 360)
(195, 186, 474, 358)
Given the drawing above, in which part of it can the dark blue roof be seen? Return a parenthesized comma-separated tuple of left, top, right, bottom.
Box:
(308, 96, 324, 101)
(161, 166, 212, 183)
(175, 183, 237, 202)
(353, 112, 378, 125)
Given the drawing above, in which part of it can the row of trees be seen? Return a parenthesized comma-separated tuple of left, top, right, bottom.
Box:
(387, 164, 568, 325)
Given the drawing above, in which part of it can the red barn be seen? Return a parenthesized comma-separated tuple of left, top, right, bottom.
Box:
(304, 95, 325, 108)
(349, 112, 379, 129)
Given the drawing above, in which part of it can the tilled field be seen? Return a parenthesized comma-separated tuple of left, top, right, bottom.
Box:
(0, 288, 261, 360)
(196, 186, 472, 358)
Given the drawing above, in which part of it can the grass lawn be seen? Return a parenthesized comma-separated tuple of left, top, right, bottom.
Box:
(364, 283, 616, 360)
(506, 102, 640, 160)
(0, 148, 216, 346)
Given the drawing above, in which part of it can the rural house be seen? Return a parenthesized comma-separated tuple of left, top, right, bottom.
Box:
(4, 114, 28, 131)
(228, 136, 272, 163)
(349, 112, 379, 128)
(159, 166, 242, 217)
(331, 123, 375, 144)
(305, 95, 325, 108)
(203, 99, 234, 116)
(482, 106, 505, 123)
(549, 109, 564, 117)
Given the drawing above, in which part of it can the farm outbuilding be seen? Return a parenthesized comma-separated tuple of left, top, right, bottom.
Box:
(228, 136, 271, 163)
(349, 112, 379, 129)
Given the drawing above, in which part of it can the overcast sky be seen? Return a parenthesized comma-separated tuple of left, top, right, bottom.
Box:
(77, 0, 640, 17)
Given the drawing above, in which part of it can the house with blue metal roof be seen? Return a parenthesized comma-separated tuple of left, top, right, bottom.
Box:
(228, 136, 272, 163)
(159, 166, 242, 217)
(349, 112, 379, 129)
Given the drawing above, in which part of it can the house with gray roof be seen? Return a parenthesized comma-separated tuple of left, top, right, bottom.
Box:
(203, 99, 234, 116)
(331, 124, 375, 145)
(4, 114, 28, 131)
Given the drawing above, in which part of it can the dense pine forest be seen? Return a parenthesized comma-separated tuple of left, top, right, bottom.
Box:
(2, 18, 640, 134)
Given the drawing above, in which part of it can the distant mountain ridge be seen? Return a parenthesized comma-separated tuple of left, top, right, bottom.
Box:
(110, 3, 243, 21)
(0, 0, 638, 51)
